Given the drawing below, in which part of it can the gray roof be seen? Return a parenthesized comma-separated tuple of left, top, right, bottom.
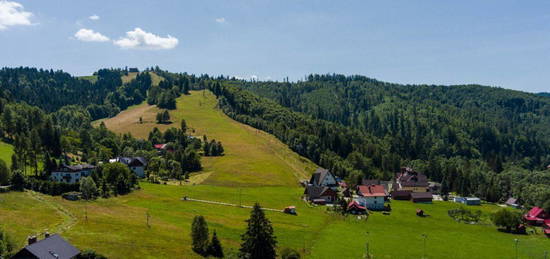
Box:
(56, 164, 95, 173)
(14, 234, 80, 259)
(309, 168, 336, 186)
(115, 157, 147, 167)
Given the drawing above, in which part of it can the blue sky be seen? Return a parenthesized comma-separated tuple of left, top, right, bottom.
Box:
(1, 0, 550, 92)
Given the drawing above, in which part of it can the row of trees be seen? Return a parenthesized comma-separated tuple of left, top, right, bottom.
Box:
(190, 203, 287, 259)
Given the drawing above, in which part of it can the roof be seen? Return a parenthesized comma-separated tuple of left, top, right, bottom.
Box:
(465, 197, 480, 201)
(505, 197, 518, 205)
(304, 185, 335, 199)
(395, 168, 429, 188)
(357, 185, 386, 197)
(15, 234, 80, 259)
(526, 207, 545, 218)
(309, 168, 336, 186)
(111, 157, 147, 167)
(55, 164, 95, 173)
(154, 144, 167, 149)
(411, 192, 433, 199)
(347, 201, 366, 210)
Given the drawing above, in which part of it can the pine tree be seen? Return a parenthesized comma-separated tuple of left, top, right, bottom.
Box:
(162, 110, 170, 122)
(191, 215, 209, 255)
(239, 203, 277, 259)
(207, 230, 224, 258)
(181, 119, 187, 133)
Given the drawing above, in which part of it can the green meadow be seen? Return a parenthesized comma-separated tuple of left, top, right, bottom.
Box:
(1, 90, 549, 258)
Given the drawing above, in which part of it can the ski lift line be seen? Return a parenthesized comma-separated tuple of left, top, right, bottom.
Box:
(181, 197, 286, 213)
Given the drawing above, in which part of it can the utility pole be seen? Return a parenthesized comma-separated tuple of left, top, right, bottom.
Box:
(239, 188, 242, 207)
(146, 210, 151, 228)
(365, 232, 370, 259)
(514, 239, 519, 259)
(421, 234, 427, 259)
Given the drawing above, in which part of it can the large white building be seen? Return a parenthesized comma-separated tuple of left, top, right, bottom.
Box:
(50, 164, 96, 184)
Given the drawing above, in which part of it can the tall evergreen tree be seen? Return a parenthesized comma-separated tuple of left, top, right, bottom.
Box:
(239, 203, 277, 259)
(191, 215, 209, 255)
(207, 230, 224, 258)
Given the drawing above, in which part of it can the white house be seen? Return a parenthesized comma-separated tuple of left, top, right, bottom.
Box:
(109, 157, 147, 178)
(309, 168, 338, 189)
(50, 164, 96, 184)
(355, 184, 386, 210)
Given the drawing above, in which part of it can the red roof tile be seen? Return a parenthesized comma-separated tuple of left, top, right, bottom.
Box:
(358, 185, 386, 197)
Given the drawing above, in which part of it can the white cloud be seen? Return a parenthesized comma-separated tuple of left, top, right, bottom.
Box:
(113, 27, 178, 50)
(74, 28, 110, 42)
(0, 0, 33, 30)
(89, 15, 100, 21)
(215, 17, 226, 23)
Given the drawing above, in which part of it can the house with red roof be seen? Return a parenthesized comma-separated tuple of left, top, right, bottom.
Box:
(356, 184, 386, 210)
(524, 207, 548, 225)
(543, 219, 550, 237)
(347, 200, 367, 214)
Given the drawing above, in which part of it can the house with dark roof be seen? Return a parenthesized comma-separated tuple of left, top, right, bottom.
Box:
(356, 184, 386, 210)
(50, 164, 96, 184)
(109, 157, 148, 178)
(12, 234, 80, 259)
(309, 168, 338, 189)
(303, 185, 337, 204)
(391, 167, 432, 202)
(411, 192, 433, 203)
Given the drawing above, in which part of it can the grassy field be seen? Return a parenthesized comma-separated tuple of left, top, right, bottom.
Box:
(0, 141, 14, 167)
(1, 90, 549, 258)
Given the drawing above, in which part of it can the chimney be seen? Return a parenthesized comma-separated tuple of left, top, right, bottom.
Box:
(28, 235, 37, 245)
(45, 232, 50, 238)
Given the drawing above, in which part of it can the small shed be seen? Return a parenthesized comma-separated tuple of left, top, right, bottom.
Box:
(463, 197, 481, 206)
(391, 190, 412, 200)
(505, 197, 520, 208)
(411, 192, 433, 203)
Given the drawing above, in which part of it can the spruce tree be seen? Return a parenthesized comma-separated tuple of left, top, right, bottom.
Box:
(239, 203, 277, 259)
(191, 215, 209, 255)
(207, 230, 224, 258)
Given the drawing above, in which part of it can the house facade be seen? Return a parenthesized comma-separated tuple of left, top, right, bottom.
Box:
(392, 167, 432, 202)
(309, 168, 338, 189)
(50, 164, 95, 184)
(109, 157, 147, 178)
(356, 184, 386, 210)
(304, 185, 337, 204)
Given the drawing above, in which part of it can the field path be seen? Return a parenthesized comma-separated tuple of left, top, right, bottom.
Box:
(27, 191, 78, 234)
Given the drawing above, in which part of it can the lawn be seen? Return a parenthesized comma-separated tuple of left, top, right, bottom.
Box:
(0, 141, 14, 167)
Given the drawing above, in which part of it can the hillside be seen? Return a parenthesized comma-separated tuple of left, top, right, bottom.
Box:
(539, 92, 550, 97)
(3, 87, 550, 258)
(97, 90, 317, 186)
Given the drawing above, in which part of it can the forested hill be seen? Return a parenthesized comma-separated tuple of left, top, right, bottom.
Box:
(235, 75, 550, 172)
(539, 92, 550, 97)
(211, 75, 550, 206)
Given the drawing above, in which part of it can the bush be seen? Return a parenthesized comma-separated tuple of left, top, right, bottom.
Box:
(77, 249, 108, 259)
(448, 207, 482, 223)
(492, 208, 522, 232)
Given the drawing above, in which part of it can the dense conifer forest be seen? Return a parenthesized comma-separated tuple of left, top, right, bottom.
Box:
(210, 75, 550, 208)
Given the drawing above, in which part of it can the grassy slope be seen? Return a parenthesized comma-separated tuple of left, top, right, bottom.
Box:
(0, 141, 14, 167)
(1, 90, 549, 258)
(98, 90, 317, 186)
